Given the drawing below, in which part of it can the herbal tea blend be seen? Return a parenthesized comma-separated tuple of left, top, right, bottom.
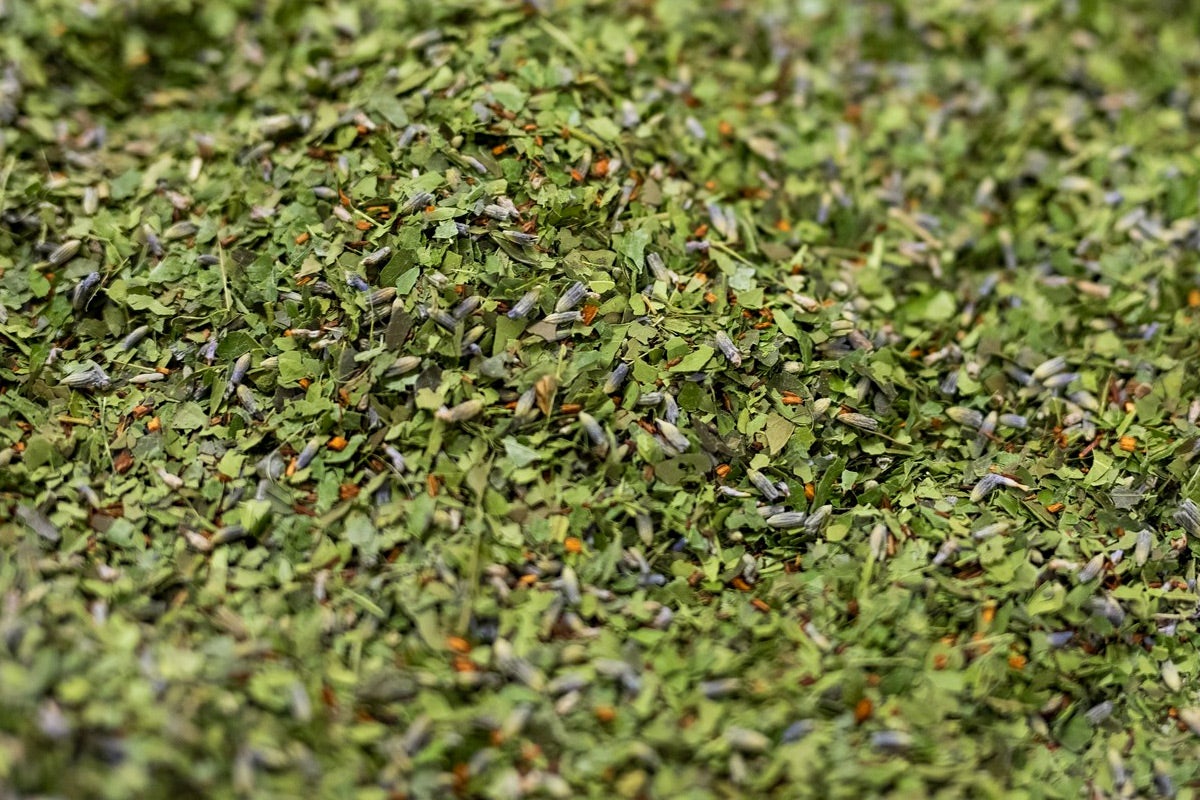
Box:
(2, 1, 1200, 797)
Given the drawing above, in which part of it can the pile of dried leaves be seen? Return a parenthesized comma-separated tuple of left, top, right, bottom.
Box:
(3, 0, 1200, 797)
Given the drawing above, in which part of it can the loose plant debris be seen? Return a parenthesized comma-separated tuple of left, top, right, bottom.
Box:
(3, 0, 1200, 797)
